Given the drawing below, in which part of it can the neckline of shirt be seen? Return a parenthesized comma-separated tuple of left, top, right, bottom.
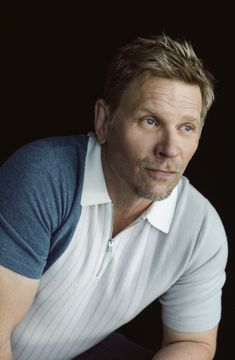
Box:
(81, 133, 178, 234)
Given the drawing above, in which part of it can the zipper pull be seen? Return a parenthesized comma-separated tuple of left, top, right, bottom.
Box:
(96, 239, 114, 277)
(108, 239, 114, 248)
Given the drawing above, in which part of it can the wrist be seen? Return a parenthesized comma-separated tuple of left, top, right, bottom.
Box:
(0, 338, 12, 360)
(152, 341, 213, 360)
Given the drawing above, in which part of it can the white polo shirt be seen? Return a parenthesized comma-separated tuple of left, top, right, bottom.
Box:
(11, 134, 227, 360)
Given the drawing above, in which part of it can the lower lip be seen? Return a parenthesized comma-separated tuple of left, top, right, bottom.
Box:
(147, 169, 175, 178)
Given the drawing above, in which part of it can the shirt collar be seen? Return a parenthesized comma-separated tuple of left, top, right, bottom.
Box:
(81, 133, 112, 206)
(81, 133, 178, 233)
(143, 185, 178, 233)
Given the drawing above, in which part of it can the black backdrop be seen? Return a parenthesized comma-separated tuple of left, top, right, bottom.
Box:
(1, 2, 234, 359)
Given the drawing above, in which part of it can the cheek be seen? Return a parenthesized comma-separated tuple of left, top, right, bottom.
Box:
(184, 140, 199, 164)
(110, 123, 172, 164)
(125, 130, 154, 155)
(107, 132, 135, 165)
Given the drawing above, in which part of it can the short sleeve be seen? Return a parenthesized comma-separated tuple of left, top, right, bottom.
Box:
(0, 138, 79, 279)
(159, 203, 228, 333)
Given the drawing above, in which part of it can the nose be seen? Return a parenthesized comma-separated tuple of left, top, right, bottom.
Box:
(154, 129, 180, 158)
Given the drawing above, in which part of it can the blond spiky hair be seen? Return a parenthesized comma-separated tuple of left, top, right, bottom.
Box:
(104, 34, 215, 122)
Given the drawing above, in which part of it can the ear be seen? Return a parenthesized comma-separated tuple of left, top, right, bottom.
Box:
(94, 99, 110, 144)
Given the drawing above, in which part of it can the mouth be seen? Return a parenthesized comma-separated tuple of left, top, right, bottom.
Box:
(146, 168, 176, 178)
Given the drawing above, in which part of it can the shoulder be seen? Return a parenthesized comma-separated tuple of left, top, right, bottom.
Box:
(178, 176, 223, 222)
(3, 134, 89, 168)
(0, 134, 90, 233)
(0, 135, 90, 278)
(178, 176, 209, 209)
(177, 176, 227, 256)
(0, 134, 89, 187)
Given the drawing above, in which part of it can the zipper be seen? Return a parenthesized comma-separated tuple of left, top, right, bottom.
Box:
(96, 206, 114, 278)
(96, 237, 114, 277)
(95, 208, 145, 278)
(108, 239, 114, 248)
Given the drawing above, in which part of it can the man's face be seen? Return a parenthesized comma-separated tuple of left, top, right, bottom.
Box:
(96, 75, 202, 202)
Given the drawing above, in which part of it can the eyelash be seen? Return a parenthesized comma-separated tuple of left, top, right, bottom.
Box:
(180, 124, 194, 132)
(141, 118, 195, 133)
(142, 118, 158, 126)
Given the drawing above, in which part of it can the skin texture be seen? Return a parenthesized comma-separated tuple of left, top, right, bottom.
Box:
(152, 324, 218, 359)
(95, 75, 217, 358)
(0, 75, 217, 360)
(95, 75, 203, 235)
(0, 266, 39, 360)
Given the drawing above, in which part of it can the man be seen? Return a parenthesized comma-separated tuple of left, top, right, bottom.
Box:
(0, 34, 228, 359)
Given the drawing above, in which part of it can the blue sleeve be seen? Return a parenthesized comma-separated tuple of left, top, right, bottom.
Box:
(0, 136, 88, 279)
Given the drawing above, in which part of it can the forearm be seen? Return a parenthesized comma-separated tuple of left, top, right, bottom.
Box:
(0, 266, 39, 360)
(0, 336, 12, 360)
(152, 341, 214, 360)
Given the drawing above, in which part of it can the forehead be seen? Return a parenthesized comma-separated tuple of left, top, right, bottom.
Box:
(119, 75, 202, 117)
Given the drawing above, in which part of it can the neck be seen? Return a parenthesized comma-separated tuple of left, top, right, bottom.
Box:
(112, 204, 150, 237)
(101, 149, 151, 211)
(101, 148, 152, 236)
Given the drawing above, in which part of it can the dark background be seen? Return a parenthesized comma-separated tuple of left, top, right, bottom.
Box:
(1, 1, 234, 358)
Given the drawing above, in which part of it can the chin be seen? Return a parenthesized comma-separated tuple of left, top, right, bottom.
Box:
(136, 185, 173, 202)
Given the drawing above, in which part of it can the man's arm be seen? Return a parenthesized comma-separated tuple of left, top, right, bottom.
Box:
(152, 324, 218, 360)
(0, 265, 39, 360)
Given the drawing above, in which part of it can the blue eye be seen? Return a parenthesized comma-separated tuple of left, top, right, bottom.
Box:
(181, 124, 194, 132)
(143, 118, 157, 126)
